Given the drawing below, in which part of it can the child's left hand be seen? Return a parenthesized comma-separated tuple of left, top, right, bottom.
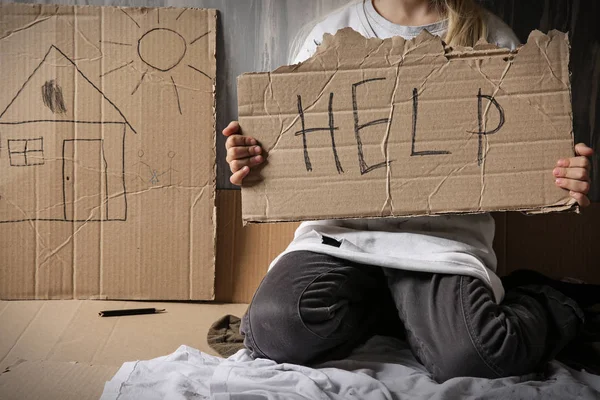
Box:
(554, 143, 594, 207)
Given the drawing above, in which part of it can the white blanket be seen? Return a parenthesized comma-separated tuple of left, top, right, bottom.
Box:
(101, 336, 600, 400)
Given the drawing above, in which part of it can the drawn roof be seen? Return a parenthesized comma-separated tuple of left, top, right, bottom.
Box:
(0, 45, 136, 133)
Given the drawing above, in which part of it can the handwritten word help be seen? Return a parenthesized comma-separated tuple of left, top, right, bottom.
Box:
(294, 77, 505, 174)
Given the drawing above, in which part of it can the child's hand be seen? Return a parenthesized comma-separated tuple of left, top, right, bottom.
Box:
(223, 121, 265, 186)
(554, 143, 594, 207)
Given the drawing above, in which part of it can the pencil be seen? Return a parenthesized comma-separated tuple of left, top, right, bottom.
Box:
(98, 308, 166, 317)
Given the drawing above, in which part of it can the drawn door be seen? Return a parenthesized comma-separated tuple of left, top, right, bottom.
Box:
(63, 139, 107, 221)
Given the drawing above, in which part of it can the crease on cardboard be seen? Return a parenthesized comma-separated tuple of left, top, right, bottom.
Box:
(416, 62, 450, 93)
(45, 300, 84, 359)
(271, 114, 301, 151)
(262, 180, 271, 221)
(1, 197, 71, 270)
(305, 70, 339, 113)
(381, 58, 404, 216)
(39, 226, 104, 278)
(91, 315, 120, 364)
(265, 71, 286, 153)
(0, 304, 45, 366)
(263, 72, 273, 118)
(534, 36, 569, 89)
(2, 358, 28, 374)
(0, 5, 57, 42)
(267, 71, 287, 142)
(64, 19, 103, 61)
(426, 163, 474, 213)
(357, 40, 386, 68)
(190, 185, 209, 213)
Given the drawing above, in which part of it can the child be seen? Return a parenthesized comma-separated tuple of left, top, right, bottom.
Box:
(224, 0, 596, 383)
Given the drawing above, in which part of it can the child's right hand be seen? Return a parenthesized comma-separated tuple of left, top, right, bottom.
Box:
(223, 121, 265, 186)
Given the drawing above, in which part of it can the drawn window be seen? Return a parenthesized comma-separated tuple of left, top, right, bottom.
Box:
(8, 138, 45, 166)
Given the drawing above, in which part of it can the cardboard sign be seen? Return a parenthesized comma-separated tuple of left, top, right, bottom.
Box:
(0, 3, 216, 300)
(238, 29, 576, 223)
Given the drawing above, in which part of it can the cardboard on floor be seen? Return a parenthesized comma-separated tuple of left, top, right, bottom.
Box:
(0, 300, 248, 400)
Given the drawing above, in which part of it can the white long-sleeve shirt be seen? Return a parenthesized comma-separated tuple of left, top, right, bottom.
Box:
(273, 0, 520, 303)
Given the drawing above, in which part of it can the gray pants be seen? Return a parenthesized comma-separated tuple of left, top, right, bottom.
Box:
(241, 251, 584, 382)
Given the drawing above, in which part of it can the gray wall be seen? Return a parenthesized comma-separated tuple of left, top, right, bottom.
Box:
(12, 0, 600, 200)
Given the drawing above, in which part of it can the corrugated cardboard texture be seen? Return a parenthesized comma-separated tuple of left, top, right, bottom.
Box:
(215, 190, 299, 302)
(0, 300, 248, 399)
(501, 204, 600, 283)
(238, 28, 576, 223)
(0, 4, 217, 300)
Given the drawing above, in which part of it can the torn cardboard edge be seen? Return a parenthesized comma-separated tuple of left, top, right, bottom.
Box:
(238, 28, 577, 224)
(241, 203, 578, 225)
(273, 28, 566, 72)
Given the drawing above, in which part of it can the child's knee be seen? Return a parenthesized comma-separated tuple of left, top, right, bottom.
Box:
(240, 274, 309, 363)
(240, 299, 295, 362)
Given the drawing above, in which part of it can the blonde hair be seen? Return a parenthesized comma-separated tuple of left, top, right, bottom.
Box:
(431, 0, 487, 47)
(288, 0, 489, 63)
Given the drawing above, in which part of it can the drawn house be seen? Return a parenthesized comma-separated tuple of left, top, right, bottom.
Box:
(0, 45, 134, 223)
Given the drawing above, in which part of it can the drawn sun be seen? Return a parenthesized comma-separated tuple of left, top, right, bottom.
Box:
(99, 8, 212, 115)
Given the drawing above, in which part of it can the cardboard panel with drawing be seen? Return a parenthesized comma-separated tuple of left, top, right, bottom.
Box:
(0, 3, 216, 300)
(238, 28, 576, 223)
